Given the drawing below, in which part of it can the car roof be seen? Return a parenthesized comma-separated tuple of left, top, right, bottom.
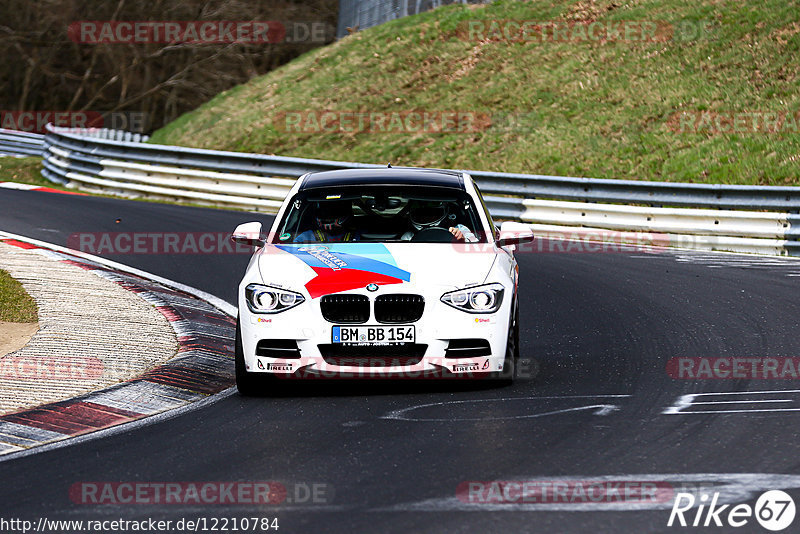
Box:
(298, 168, 465, 191)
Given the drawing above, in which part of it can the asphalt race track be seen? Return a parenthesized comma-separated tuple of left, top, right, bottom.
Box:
(1, 188, 800, 533)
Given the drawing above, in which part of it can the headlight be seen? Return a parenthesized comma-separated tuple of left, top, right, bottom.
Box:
(441, 283, 504, 314)
(245, 284, 305, 314)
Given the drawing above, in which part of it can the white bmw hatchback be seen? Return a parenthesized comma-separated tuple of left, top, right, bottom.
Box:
(231, 168, 533, 394)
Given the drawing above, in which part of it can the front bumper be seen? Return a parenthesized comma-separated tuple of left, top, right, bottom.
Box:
(239, 287, 512, 379)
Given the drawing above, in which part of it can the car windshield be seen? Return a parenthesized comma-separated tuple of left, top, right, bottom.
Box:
(272, 186, 487, 244)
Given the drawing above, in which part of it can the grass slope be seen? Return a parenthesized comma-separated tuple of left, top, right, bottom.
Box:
(0, 269, 37, 323)
(0, 158, 52, 188)
(153, 0, 800, 185)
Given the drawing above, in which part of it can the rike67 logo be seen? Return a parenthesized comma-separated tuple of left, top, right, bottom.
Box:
(668, 490, 795, 531)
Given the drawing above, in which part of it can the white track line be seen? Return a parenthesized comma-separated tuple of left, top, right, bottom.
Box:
(0, 229, 238, 462)
(0, 229, 236, 317)
(0, 387, 236, 462)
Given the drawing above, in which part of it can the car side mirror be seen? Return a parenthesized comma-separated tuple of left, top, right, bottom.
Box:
(496, 221, 535, 248)
(232, 222, 266, 248)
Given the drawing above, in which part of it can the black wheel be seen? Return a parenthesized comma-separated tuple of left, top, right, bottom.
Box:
(512, 302, 520, 361)
(235, 316, 261, 396)
(491, 300, 519, 385)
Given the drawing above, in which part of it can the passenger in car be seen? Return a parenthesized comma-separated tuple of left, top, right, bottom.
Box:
(295, 201, 361, 243)
(401, 201, 478, 242)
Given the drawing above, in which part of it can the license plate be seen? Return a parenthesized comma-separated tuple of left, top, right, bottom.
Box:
(332, 325, 415, 345)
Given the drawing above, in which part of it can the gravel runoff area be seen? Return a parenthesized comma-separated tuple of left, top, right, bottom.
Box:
(0, 241, 178, 414)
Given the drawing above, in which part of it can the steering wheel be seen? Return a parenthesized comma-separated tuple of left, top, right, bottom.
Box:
(410, 227, 455, 243)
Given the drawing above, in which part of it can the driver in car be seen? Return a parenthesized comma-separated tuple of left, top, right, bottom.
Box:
(401, 201, 478, 242)
(295, 200, 361, 243)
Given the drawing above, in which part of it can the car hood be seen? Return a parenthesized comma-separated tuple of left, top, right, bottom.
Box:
(256, 242, 497, 298)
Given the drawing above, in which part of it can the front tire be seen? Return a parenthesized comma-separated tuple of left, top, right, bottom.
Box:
(491, 300, 519, 385)
(235, 316, 261, 396)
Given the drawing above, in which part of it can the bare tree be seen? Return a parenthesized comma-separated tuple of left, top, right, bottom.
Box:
(0, 0, 338, 132)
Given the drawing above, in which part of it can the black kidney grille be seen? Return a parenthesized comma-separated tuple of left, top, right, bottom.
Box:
(374, 294, 425, 324)
(320, 294, 369, 323)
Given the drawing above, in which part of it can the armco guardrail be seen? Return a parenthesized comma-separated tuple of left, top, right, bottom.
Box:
(0, 129, 45, 157)
(31, 125, 800, 256)
(337, 0, 488, 38)
(0, 127, 146, 158)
